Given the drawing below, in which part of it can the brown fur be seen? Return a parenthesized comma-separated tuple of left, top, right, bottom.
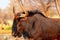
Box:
(12, 11, 60, 40)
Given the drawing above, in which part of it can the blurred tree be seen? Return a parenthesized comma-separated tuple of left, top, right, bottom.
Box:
(54, 0, 60, 16)
(11, 0, 60, 18)
(40, 0, 54, 17)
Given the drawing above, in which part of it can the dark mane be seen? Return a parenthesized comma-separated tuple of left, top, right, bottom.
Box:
(27, 10, 47, 18)
(37, 11, 47, 18)
(12, 14, 22, 37)
(12, 18, 18, 37)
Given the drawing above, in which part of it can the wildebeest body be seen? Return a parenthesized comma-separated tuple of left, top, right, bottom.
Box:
(12, 11, 60, 40)
(22, 14, 60, 40)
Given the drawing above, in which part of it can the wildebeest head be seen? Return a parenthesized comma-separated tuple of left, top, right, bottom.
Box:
(12, 12, 25, 37)
(12, 11, 31, 38)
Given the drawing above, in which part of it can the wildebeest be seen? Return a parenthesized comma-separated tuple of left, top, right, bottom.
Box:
(12, 10, 60, 40)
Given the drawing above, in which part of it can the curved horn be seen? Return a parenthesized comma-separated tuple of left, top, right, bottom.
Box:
(17, 0, 28, 17)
